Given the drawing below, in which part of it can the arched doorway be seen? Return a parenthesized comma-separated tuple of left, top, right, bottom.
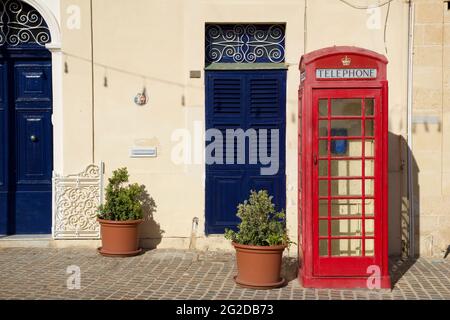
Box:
(0, 0, 53, 234)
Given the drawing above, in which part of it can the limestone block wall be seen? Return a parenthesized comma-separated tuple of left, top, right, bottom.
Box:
(412, 0, 450, 257)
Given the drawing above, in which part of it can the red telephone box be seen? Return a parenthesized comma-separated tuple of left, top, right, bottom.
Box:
(298, 46, 391, 289)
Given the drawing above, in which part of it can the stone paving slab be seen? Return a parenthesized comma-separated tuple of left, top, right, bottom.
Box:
(0, 248, 449, 300)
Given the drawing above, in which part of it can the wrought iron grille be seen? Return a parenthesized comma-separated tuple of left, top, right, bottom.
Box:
(0, 0, 51, 47)
(205, 24, 286, 64)
(53, 165, 104, 240)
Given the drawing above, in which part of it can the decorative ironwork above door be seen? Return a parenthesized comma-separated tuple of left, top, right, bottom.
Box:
(0, 0, 51, 47)
(205, 24, 285, 64)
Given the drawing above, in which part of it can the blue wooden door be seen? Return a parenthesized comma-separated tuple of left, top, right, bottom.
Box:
(205, 70, 286, 234)
(0, 55, 53, 235)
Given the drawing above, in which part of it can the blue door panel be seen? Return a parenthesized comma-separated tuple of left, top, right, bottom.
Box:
(246, 123, 286, 173)
(16, 111, 53, 187)
(12, 60, 53, 234)
(206, 70, 286, 234)
(207, 171, 243, 230)
(14, 64, 52, 104)
(248, 173, 286, 212)
(14, 192, 52, 234)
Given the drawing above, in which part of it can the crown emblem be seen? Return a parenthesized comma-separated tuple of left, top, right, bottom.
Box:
(342, 56, 351, 66)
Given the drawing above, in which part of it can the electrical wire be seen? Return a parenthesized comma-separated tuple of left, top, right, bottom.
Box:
(338, 0, 394, 10)
(304, 0, 308, 53)
(62, 51, 186, 88)
(339, 0, 393, 54)
(384, 1, 391, 54)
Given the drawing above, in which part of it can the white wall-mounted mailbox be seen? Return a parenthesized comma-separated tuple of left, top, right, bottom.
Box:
(130, 147, 157, 158)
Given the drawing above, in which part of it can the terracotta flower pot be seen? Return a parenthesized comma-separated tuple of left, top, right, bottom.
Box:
(98, 218, 143, 257)
(233, 242, 286, 289)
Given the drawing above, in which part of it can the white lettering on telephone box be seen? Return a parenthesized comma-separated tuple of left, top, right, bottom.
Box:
(316, 69, 377, 79)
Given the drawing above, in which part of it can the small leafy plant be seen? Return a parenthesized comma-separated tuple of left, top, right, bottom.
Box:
(225, 190, 291, 247)
(98, 167, 144, 221)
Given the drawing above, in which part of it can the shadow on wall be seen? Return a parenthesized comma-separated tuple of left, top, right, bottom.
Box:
(138, 186, 165, 250)
(388, 132, 420, 287)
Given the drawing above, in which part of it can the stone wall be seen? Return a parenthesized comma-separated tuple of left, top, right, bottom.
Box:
(413, 0, 450, 257)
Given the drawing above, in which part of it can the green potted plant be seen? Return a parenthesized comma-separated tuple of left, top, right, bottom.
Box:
(225, 190, 292, 289)
(97, 167, 145, 257)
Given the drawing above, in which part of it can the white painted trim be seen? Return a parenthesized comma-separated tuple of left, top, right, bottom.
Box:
(21, 0, 63, 238)
(49, 50, 64, 174)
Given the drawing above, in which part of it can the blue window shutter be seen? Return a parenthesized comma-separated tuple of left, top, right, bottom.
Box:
(249, 77, 281, 117)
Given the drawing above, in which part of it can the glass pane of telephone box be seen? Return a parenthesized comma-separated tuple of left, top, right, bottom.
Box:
(330, 159, 362, 177)
(365, 199, 375, 217)
(330, 179, 362, 197)
(347, 140, 363, 157)
(331, 220, 363, 237)
(365, 120, 374, 136)
(365, 179, 375, 196)
(365, 140, 375, 157)
(365, 160, 375, 176)
(319, 200, 328, 217)
(329, 199, 374, 218)
(319, 180, 328, 197)
(365, 239, 375, 256)
(365, 219, 375, 237)
(319, 160, 328, 176)
(319, 99, 328, 117)
(365, 99, 375, 116)
(331, 199, 364, 217)
(331, 239, 363, 257)
(331, 99, 362, 116)
(319, 240, 328, 257)
(319, 220, 328, 237)
(319, 121, 328, 137)
(319, 140, 329, 156)
(331, 120, 361, 136)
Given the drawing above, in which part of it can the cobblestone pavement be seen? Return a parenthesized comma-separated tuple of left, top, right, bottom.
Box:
(0, 248, 449, 300)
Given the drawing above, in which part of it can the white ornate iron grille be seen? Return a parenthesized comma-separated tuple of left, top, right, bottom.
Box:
(0, 0, 51, 47)
(53, 165, 103, 240)
(205, 24, 286, 64)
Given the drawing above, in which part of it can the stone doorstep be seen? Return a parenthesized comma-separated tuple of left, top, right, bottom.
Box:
(0, 235, 101, 249)
(0, 235, 52, 248)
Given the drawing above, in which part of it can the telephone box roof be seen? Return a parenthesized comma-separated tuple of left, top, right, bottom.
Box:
(300, 46, 388, 67)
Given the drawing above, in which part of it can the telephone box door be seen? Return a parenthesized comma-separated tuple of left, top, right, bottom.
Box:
(312, 89, 382, 277)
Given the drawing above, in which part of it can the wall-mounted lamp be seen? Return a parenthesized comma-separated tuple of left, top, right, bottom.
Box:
(134, 87, 148, 106)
